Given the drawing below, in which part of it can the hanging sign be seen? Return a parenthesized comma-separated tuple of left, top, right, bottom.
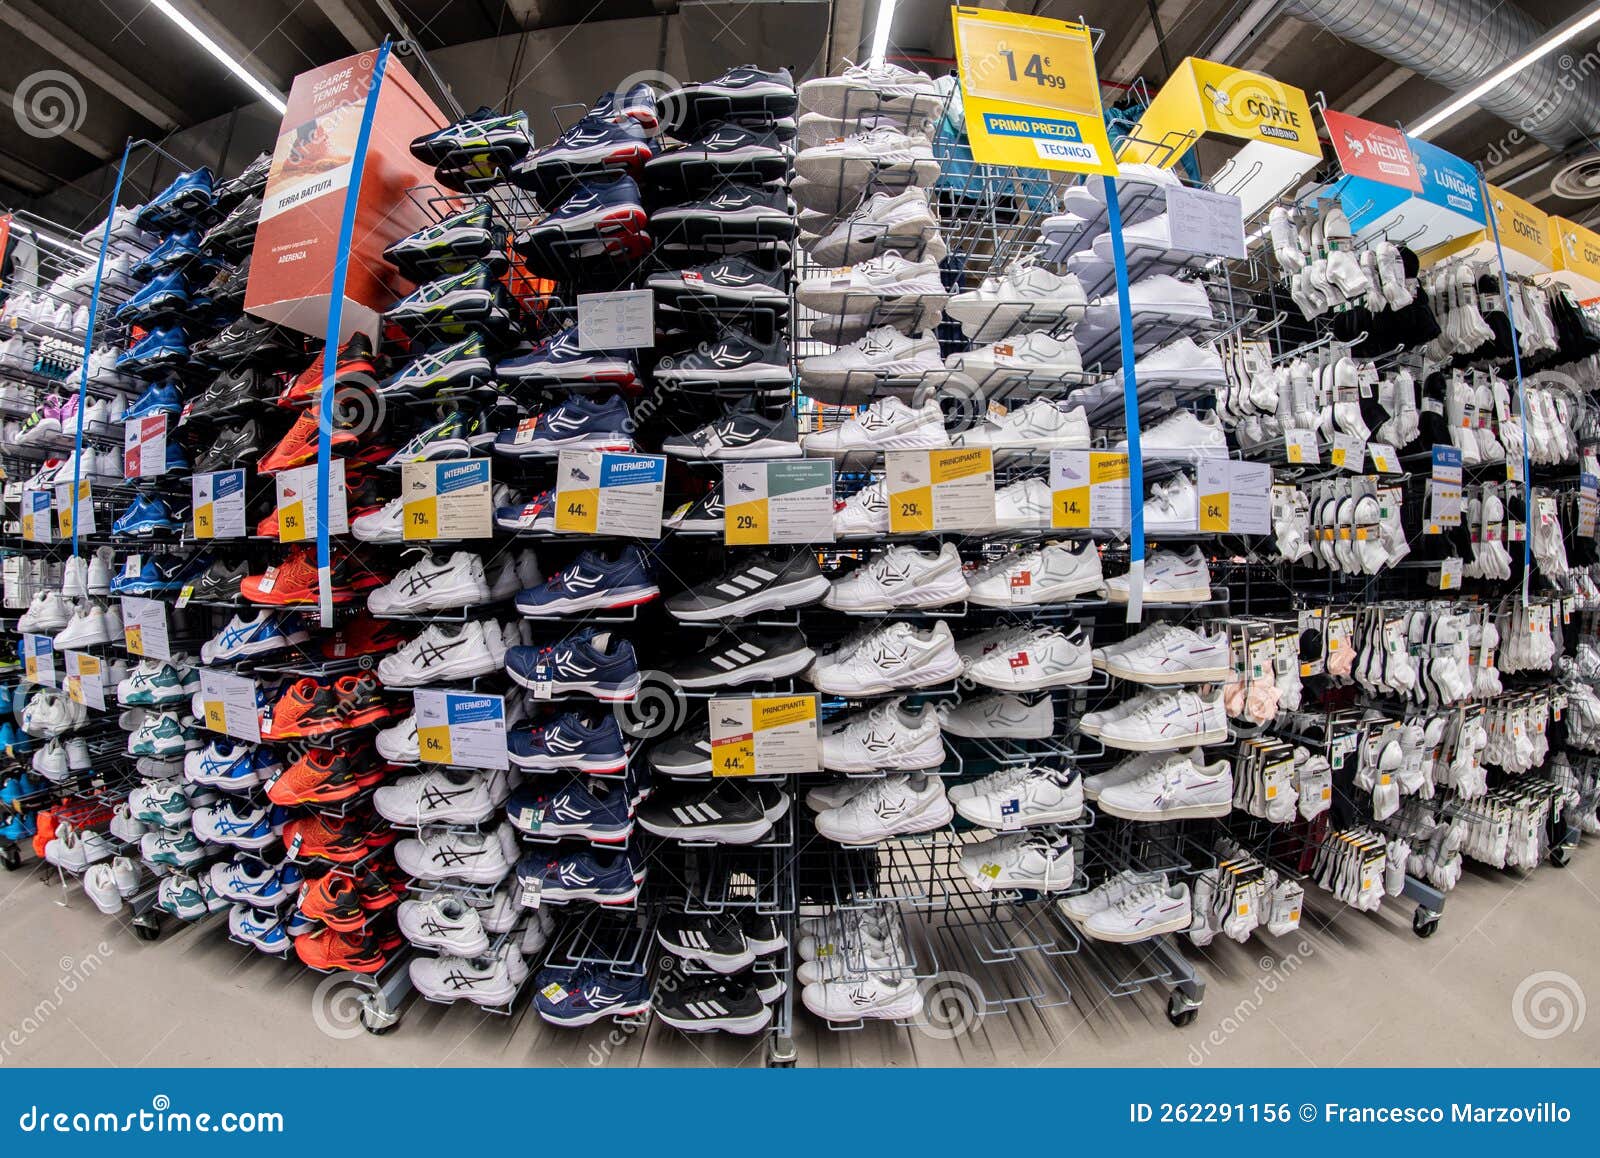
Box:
(21, 489, 51, 542)
(723, 460, 835, 545)
(63, 651, 104, 711)
(199, 669, 263, 744)
(403, 458, 493, 540)
(54, 480, 93, 539)
(887, 447, 996, 533)
(414, 690, 508, 771)
(1321, 108, 1422, 193)
(554, 451, 667, 537)
(123, 414, 167, 479)
(708, 695, 821, 777)
(192, 469, 247, 540)
(276, 460, 348, 542)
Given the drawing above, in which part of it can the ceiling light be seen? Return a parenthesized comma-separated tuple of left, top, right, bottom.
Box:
(1410, 4, 1600, 138)
(869, 0, 899, 67)
(150, 0, 287, 115)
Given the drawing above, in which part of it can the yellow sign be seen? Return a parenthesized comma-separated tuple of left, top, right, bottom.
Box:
(887, 447, 995, 534)
(1199, 490, 1230, 533)
(1124, 57, 1320, 167)
(278, 497, 306, 542)
(554, 487, 599, 534)
(125, 625, 144, 657)
(418, 725, 453, 764)
(1420, 183, 1554, 276)
(1550, 215, 1600, 298)
(711, 694, 818, 778)
(404, 494, 438, 540)
(203, 700, 227, 733)
(1053, 481, 1089, 529)
(951, 7, 1118, 176)
(725, 496, 769, 545)
(193, 501, 214, 539)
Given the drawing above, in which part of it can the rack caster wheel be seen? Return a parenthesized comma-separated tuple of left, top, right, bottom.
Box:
(0, 843, 20, 871)
(766, 1033, 797, 1068)
(1550, 845, 1573, 868)
(1411, 908, 1440, 939)
(132, 916, 161, 942)
(360, 997, 401, 1036)
(362, 1015, 399, 1036)
(1166, 990, 1201, 1028)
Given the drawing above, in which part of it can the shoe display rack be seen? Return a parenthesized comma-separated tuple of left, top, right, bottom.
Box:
(2, 39, 1598, 1067)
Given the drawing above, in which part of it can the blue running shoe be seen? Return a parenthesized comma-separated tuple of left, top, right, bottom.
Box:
(533, 963, 651, 1026)
(0, 812, 37, 843)
(0, 722, 19, 754)
(208, 857, 286, 907)
(283, 910, 319, 937)
(0, 776, 19, 807)
(505, 630, 642, 701)
(137, 168, 215, 229)
(493, 394, 633, 456)
(514, 547, 659, 617)
(228, 905, 289, 953)
(515, 174, 648, 246)
(507, 777, 634, 842)
(510, 114, 651, 198)
(133, 230, 202, 280)
(0, 683, 13, 716)
(117, 270, 190, 322)
(112, 495, 183, 536)
(200, 611, 310, 664)
(123, 380, 185, 420)
(118, 327, 188, 375)
(113, 552, 207, 595)
(496, 326, 638, 386)
(515, 846, 645, 904)
(507, 712, 628, 772)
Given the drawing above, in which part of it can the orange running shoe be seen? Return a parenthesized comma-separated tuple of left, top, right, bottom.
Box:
(241, 549, 356, 607)
(336, 672, 394, 728)
(255, 507, 278, 538)
(282, 814, 368, 863)
(293, 927, 387, 972)
(277, 334, 378, 408)
(265, 746, 365, 806)
(258, 409, 358, 475)
(297, 872, 365, 931)
(320, 615, 408, 660)
(260, 677, 323, 739)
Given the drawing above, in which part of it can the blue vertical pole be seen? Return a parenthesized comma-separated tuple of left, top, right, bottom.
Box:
(316, 41, 392, 621)
(1103, 176, 1146, 621)
(69, 139, 134, 559)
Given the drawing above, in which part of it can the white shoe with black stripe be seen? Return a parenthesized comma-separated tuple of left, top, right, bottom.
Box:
(666, 551, 830, 621)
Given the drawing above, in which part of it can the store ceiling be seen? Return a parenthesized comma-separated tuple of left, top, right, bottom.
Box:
(3, 0, 1599, 227)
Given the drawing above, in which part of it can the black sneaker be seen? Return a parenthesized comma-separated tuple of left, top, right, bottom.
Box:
(511, 116, 652, 199)
(204, 257, 252, 311)
(653, 184, 795, 243)
(655, 912, 753, 972)
(200, 195, 261, 258)
(740, 912, 787, 955)
(183, 365, 269, 422)
(193, 559, 249, 602)
(663, 484, 725, 532)
(647, 256, 788, 310)
(378, 334, 495, 399)
(648, 722, 713, 776)
(383, 204, 507, 279)
(637, 780, 788, 843)
(661, 402, 801, 460)
(192, 316, 306, 370)
(655, 974, 774, 1034)
(665, 550, 829, 622)
(213, 152, 271, 211)
(660, 67, 798, 137)
(644, 122, 790, 190)
(665, 627, 815, 689)
(653, 329, 792, 387)
(195, 420, 261, 473)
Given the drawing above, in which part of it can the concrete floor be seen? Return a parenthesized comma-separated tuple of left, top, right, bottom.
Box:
(1, 845, 1595, 1068)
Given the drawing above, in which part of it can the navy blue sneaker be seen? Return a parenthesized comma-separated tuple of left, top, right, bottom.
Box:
(119, 327, 189, 376)
(133, 231, 201, 280)
(137, 168, 215, 229)
(516, 846, 645, 904)
(511, 116, 651, 198)
(493, 394, 633, 456)
(506, 776, 634, 842)
(592, 84, 659, 129)
(507, 712, 628, 772)
(118, 270, 190, 322)
(112, 552, 209, 595)
(513, 175, 649, 260)
(514, 548, 659, 617)
(112, 495, 183, 535)
(505, 630, 642, 701)
(496, 327, 638, 386)
(124, 380, 186, 420)
(533, 963, 651, 1026)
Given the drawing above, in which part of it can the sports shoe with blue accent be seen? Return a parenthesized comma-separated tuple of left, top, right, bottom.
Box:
(493, 394, 633, 456)
(0, 812, 36, 843)
(515, 846, 645, 904)
(123, 380, 185, 420)
(496, 326, 638, 386)
(533, 963, 651, 1026)
(200, 611, 310, 664)
(112, 495, 184, 536)
(495, 488, 557, 534)
(117, 270, 190, 323)
(514, 547, 659, 617)
(133, 230, 202, 279)
(209, 857, 293, 908)
(118, 327, 189, 375)
(141, 828, 207, 868)
(194, 801, 276, 850)
(507, 777, 634, 842)
(507, 712, 628, 772)
(229, 904, 289, 953)
(505, 630, 642, 701)
(137, 168, 215, 229)
(516, 174, 648, 246)
(185, 740, 258, 789)
(116, 659, 198, 707)
(112, 553, 209, 595)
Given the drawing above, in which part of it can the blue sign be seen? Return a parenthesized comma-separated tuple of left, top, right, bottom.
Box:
(444, 694, 503, 726)
(599, 454, 667, 489)
(437, 459, 489, 496)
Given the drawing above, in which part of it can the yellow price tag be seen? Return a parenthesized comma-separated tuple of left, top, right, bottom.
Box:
(1053, 485, 1089, 529)
(403, 496, 438, 540)
(125, 625, 144, 656)
(554, 489, 600, 535)
(204, 700, 227, 733)
(278, 502, 305, 542)
(418, 725, 453, 765)
(1199, 491, 1230, 533)
(725, 499, 769, 546)
(194, 503, 214, 539)
(711, 738, 756, 777)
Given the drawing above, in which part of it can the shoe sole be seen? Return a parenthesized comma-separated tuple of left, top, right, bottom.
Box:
(821, 741, 945, 773)
(954, 800, 1083, 827)
(506, 664, 641, 702)
(497, 359, 636, 385)
(1080, 914, 1190, 943)
(538, 1000, 650, 1027)
(663, 438, 802, 461)
(652, 364, 794, 384)
(1096, 798, 1231, 822)
(671, 575, 830, 623)
(368, 579, 492, 616)
(969, 575, 1104, 607)
(672, 648, 815, 690)
(1106, 586, 1211, 604)
(515, 818, 633, 843)
(823, 571, 969, 612)
(657, 1005, 773, 1035)
(539, 881, 641, 904)
(812, 649, 962, 696)
(654, 937, 757, 974)
(796, 285, 945, 316)
(1102, 662, 1230, 686)
(1099, 726, 1228, 753)
(515, 585, 660, 617)
(638, 815, 774, 843)
(508, 751, 629, 773)
(494, 433, 634, 457)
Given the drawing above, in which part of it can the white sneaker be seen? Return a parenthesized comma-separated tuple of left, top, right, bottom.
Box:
(821, 697, 944, 772)
(803, 396, 948, 461)
(803, 974, 925, 1021)
(52, 603, 109, 648)
(798, 60, 944, 121)
(1060, 868, 1168, 922)
(374, 767, 496, 826)
(1107, 546, 1211, 603)
(83, 863, 124, 914)
(960, 830, 1076, 891)
(1081, 273, 1213, 329)
(1078, 690, 1162, 739)
(947, 330, 1082, 389)
(965, 626, 1091, 691)
(488, 548, 541, 600)
(809, 620, 962, 694)
(956, 399, 1088, 454)
(111, 855, 141, 898)
(1098, 624, 1229, 684)
(967, 541, 1103, 606)
(367, 550, 490, 614)
(1083, 880, 1192, 943)
(376, 621, 506, 687)
(1125, 336, 1226, 387)
(351, 496, 405, 543)
(800, 327, 949, 404)
(806, 187, 940, 267)
(394, 823, 518, 884)
(993, 477, 1052, 531)
(1099, 687, 1228, 751)
(813, 773, 953, 842)
(1097, 754, 1233, 820)
(1121, 409, 1227, 457)
(953, 764, 1083, 828)
(1144, 474, 1199, 534)
(796, 252, 946, 315)
(375, 715, 421, 763)
(60, 557, 88, 600)
(794, 126, 939, 190)
(937, 693, 1053, 739)
(947, 262, 1087, 342)
(410, 943, 527, 1006)
(833, 480, 889, 539)
(824, 543, 968, 611)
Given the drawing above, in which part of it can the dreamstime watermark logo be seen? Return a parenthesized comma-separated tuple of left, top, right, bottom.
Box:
(1187, 941, 1315, 1065)
(319, 370, 386, 441)
(0, 943, 115, 1064)
(612, 69, 682, 138)
(309, 974, 368, 1041)
(613, 669, 688, 741)
(13, 70, 87, 140)
(913, 970, 985, 1040)
(1511, 970, 1586, 1040)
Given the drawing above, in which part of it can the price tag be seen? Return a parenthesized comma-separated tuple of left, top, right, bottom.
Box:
(1506, 453, 1525, 483)
(1163, 186, 1246, 260)
(555, 451, 666, 538)
(576, 289, 655, 350)
(20, 489, 52, 543)
(403, 458, 493, 541)
(1198, 458, 1230, 532)
(21, 634, 56, 688)
(123, 414, 167, 479)
(709, 695, 820, 777)
(119, 596, 171, 661)
(414, 690, 508, 771)
(1429, 446, 1463, 531)
(1049, 449, 1089, 529)
(1284, 430, 1318, 465)
(1330, 431, 1364, 472)
(1087, 451, 1131, 528)
(63, 651, 104, 711)
(54, 480, 93, 538)
(1438, 558, 1464, 591)
(1367, 441, 1400, 474)
(887, 448, 996, 534)
(192, 469, 247, 540)
(724, 460, 836, 545)
(1580, 472, 1599, 540)
(198, 668, 261, 743)
(275, 460, 348, 542)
